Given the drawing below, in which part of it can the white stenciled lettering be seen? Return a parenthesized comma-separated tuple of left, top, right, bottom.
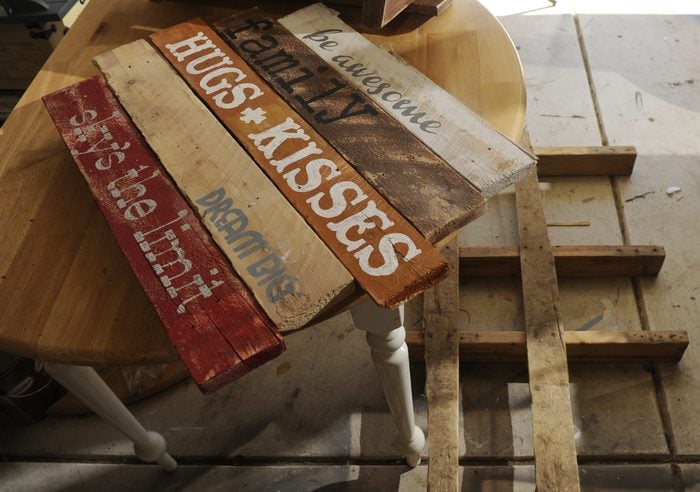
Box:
(283, 158, 340, 193)
(248, 117, 309, 159)
(306, 180, 368, 219)
(354, 233, 422, 277)
(185, 48, 232, 75)
(200, 66, 246, 95)
(165, 32, 214, 62)
(327, 200, 394, 252)
(213, 82, 263, 109)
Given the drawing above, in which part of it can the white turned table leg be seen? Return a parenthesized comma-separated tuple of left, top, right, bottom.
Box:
(350, 300, 425, 467)
(43, 362, 177, 471)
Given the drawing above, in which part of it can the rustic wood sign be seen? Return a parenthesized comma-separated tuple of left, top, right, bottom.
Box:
(150, 19, 449, 308)
(213, 9, 486, 243)
(94, 40, 355, 330)
(43, 75, 284, 393)
(280, 3, 535, 197)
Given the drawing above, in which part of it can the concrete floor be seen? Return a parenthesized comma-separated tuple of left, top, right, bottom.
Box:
(2, 0, 699, 490)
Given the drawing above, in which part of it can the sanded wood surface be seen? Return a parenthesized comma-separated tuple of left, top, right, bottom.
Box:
(535, 146, 636, 176)
(0, 0, 525, 365)
(43, 76, 284, 392)
(516, 165, 581, 490)
(94, 39, 354, 330)
(214, 9, 485, 243)
(151, 20, 448, 308)
(423, 240, 460, 491)
(406, 330, 689, 362)
(362, 0, 414, 27)
(459, 244, 665, 278)
(281, 3, 535, 196)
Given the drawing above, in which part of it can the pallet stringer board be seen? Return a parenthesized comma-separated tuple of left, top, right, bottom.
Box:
(405, 330, 689, 362)
(423, 239, 460, 491)
(517, 133, 581, 491)
(535, 145, 636, 176)
(459, 244, 665, 278)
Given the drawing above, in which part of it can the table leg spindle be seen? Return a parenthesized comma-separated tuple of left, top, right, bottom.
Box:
(350, 301, 425, 467)
(43, 362, 177, 471)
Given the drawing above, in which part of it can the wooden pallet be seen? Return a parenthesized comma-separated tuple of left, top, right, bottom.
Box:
(418, 142, 688, 491)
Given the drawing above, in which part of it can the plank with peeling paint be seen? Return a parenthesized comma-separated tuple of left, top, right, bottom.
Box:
(94, 40, 355, 330)
(280, 3, 535, 197)
(150, 19, 448, 308)
(43, 75, 284, 393)
(213, 9, 486, 243)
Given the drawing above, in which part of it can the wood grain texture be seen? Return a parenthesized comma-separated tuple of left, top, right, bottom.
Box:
(0, 0, 525, 365)
(94, 39, 355, 330)
(406, 330, 689, 363)
(516, 165, 581, 491)
(150, 20, 448, 308)
(535, 146, 636, 176)
(43, 76, 284, 393)
(459, 245, 665, 278)
(213, 9, 486, 243)
(362, 0, 414, 27)
(280, 3, 535, 196)
(423, 239, 460, 491)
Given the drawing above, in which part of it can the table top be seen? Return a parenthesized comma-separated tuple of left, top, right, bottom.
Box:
(0, 0, 526, 366)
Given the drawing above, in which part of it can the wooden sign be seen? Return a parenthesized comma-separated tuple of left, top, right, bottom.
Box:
(280, 3, 536, 197)
(150, 20, 448, 308)
(213, 9, 486, 243)
(42, 75, 284, 393)
(93, 40, 355, 330)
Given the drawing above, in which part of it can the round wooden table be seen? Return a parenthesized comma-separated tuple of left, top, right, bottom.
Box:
(0, 0, 526, 470)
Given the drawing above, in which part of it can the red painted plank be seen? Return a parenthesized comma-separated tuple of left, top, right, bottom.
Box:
(43, 75, 284, 393)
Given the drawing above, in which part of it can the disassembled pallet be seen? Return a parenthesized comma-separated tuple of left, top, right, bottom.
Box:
(416, 142, 689, 491)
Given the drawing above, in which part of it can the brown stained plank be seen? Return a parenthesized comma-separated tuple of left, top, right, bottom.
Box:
(362, 0, 414, 27)
(280, 4, 535, 197)
(535, 146, 636, 176)
(423, 239, 460, 491)
(150, 20, 448, 308)
(43, 76, 284, 393)
(213, 9, 486, 243)
(405, 330, 689, 362)
(459, 245, 665, 278)
(516, 165, 581, 490)
(94, 40, 355, 330)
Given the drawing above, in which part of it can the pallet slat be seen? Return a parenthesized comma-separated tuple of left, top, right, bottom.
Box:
(459, 245, 665, 278)
(150, 20, 448, 308)
(43, 76, 284, 393)
(423, 240, 460, 491)
(213, 9, 486, 243)
(406, 330, 688, 362)
(535, 146, 636, 176)
(94, 39, 355, 330)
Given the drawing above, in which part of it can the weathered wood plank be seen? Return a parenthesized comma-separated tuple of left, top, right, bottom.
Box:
(459, 245, 665, 278)
(150, 20, 448, 308)
(423, 240, 460, 491)
(94, 40, 355, 330)
(535, 146, 636, 176)
(43, 75, 284, 393)
(405, 330, 689, 363)
(280, 3, 535, 196)
(213, 9, 486, 243)
(362, 0, 414, 27)
(516, 164, 580, 490)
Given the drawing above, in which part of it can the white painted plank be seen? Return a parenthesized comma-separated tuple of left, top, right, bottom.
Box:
(280, 3, 536, 197)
